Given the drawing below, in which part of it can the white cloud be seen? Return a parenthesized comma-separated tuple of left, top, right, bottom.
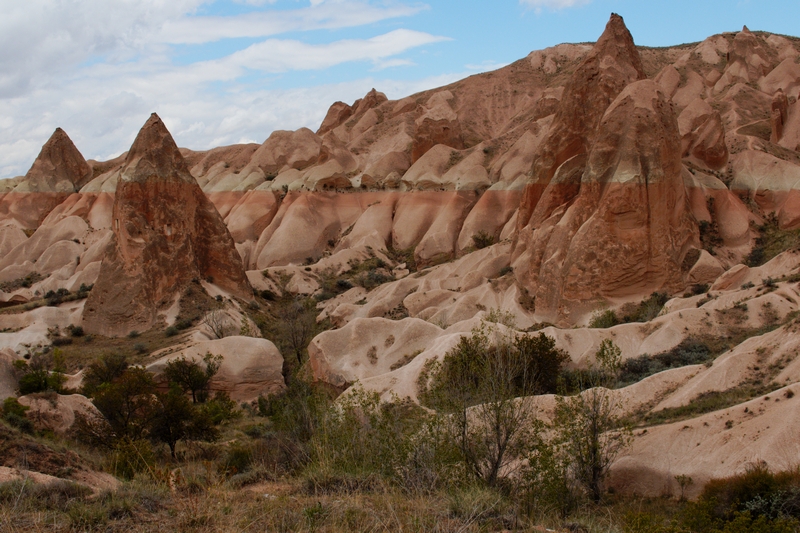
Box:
(0, 1, 455, 178)
(519, 0, 591, 12)
(158, 2, 428, 44)
(220, 30, 448, 72)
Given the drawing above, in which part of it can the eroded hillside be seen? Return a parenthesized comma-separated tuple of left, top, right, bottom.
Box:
(2, 13, 800, 502)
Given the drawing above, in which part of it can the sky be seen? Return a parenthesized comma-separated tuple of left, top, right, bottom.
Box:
(1, 0, 799, 179)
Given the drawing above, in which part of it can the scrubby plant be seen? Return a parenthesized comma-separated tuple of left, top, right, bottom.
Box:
(163, 353, 222, 404)
(420, 322, 567, 487)
(552, 340, 631, 503)
(1, 397, 33, 433)
(471, 230, 495, 250)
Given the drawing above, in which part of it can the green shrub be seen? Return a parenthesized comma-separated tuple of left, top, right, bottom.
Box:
(589, 309, 619, 329)
(107, 439, 156, 480)
(221, 443, 253, 476)
(471, 231, 495, 250)
(618, 339, 711, 386)
(1, 397, 33, 433)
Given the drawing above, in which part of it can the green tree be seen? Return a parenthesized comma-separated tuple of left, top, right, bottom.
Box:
(552, 339, 630, 502)
(91, 367, 158, 441)
(15, 351, 66, 395)
(149, 385, 218, 459)
(420, 321, 566, 486)
(163, 353, 222, 403)
(81, 353, 129, 397)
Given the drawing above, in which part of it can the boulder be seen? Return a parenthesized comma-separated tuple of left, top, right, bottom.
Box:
(17, 394, 101, 435)
(147, 336, 285, 402)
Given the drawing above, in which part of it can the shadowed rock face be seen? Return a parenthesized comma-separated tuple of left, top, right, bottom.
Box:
(83, 114, 251, 336)
(513, 14, 697, 322)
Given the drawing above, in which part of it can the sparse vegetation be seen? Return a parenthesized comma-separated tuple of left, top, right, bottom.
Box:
(747, 214, 800, 267)
(471, 230, 495, 250)
(589, 292, 670, 328)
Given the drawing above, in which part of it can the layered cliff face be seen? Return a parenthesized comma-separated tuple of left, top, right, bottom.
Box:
(82, 114, 251, 337)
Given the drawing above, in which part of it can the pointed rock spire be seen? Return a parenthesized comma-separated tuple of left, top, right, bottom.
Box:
(24, 127, 92, 193)
(517, 12, 646, 230)
(513, 15, 695, 322)
(122, 113, 192, 183)
(83, 113, 251, 337)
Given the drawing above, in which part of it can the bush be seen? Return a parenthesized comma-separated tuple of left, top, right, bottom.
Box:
(220, 443, 253, 476)
(1, 397, 33, 433)
(618, 339, 712, 386)
(471, 231, 495, 250)
(201, 391, 240, 424)
(589, 309, 619, 329)
(681, 465, 800, 532)
(165, 326, 178, 337)
(67, 325, 84, 337)
(107, 439, 156, 480)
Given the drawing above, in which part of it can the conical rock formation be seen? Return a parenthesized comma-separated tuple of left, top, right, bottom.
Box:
(83, 114, 251, 336)
(0, 128, 92, 228)
(513, 14, 697, 322)
(516, 13, 646, 232)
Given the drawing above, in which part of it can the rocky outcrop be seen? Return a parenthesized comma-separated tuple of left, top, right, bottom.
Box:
(513, 14, 696, 322)
(771, 88, 789, 143)
(17, 393, 101, 435)
(0, 128, 92, 228)
(147, 336, 285, 402)
(82, 114, 251, 336)
(516, 13, 646, 233)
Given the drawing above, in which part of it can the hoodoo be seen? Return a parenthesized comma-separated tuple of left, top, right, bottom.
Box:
(0, 128, 92, 228)
(82, 113, 251, 336)
(512, 13, 696, 322)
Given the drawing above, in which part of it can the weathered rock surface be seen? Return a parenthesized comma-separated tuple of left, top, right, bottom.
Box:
(17, 393, 101, 435)
(82, 114, 251, 336)
(513, 15, 696, 322)
(147, 336, 285, 402)
(0, 128, 92, 229)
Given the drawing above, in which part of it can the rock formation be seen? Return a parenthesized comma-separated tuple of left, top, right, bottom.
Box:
(512, 14, 695, 322)
(771, 88, 789, 143)
(0, 128, 92, 228)
(82, 114, 251, 336)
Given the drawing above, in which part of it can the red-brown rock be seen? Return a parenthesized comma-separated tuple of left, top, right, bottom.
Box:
(517, 13, 646, 231)
(82, 114, 251, 336)
(771, 88, 789, 143)
(0, 128, 92, 228)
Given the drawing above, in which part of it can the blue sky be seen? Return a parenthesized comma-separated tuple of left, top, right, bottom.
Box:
(1, 0, 798, 179)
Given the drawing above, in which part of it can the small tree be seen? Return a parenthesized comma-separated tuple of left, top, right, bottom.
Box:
(163, 353, 222, 404)
(15, 351, 66, 395)
(149, 384, 218, 459)
(420, 321, 567, 486)
(552, 339, 630, 502)
(82, 353, 129, 397)
(203, 309, 232, 339)
(91, 367, 158, 441)
(283, 297, 318, 366)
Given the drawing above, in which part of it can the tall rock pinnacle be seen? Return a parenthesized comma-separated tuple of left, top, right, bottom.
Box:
(0, 127, 93, 228)
(512, 14, 695, 322)
(517, 13, 646, 231)
(83, 113, 252, 336)
(23, 127, 92, 193)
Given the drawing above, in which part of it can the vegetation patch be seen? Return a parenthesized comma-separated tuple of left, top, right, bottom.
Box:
(747, 213, 800, 267)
